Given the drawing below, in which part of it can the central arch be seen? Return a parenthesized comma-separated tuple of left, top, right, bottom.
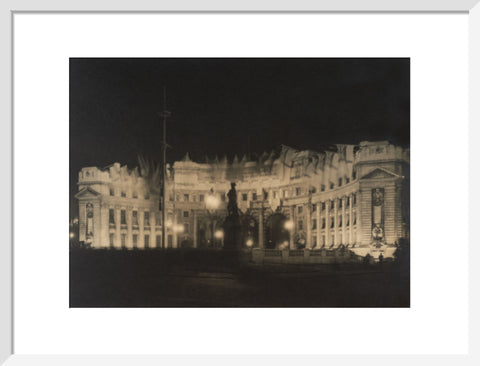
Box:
(265, 212, 290, 249)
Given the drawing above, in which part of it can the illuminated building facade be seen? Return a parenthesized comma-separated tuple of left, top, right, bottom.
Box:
(75, 140, 409, 257)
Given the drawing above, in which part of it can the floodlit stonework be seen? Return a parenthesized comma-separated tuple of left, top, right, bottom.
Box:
(75, 140, 409, 257)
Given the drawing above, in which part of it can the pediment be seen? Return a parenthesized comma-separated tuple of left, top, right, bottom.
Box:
(360, 167, 402, 180)
(75, 186, 101, 199)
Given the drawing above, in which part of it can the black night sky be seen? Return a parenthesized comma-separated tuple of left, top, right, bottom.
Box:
(69, 58, 410, 217)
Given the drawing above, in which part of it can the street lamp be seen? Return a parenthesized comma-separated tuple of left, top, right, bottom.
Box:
(284, 220, 294, 230)
(206, 189, 220, 248)
(284, 220, 294, 250)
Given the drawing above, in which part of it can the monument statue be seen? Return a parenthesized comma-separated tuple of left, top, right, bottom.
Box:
(227, 182, 239, 217)
(223, 182, 242, 249)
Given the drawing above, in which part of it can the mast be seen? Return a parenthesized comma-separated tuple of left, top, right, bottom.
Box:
(159, 86, 171, 249)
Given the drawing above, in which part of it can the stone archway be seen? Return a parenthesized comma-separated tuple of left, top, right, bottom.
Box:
(265, 212, 290, 249)
(241, 214, 259, 248)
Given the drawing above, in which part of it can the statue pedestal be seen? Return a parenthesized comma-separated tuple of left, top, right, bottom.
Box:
(223, 215, 242, 250)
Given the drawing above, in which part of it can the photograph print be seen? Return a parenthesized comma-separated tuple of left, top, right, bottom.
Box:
(69, 58, 410, 307)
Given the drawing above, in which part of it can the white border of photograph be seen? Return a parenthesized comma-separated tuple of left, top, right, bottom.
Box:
(2, 0, 480, 365)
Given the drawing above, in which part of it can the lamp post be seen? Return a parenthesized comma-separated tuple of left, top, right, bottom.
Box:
(205, 189, 220, 248)
(284, 219, 294, 250)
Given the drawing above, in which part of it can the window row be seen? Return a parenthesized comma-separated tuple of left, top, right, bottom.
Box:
(109, 233, 174, 248)
(109, 187, 150, 200)
(298, 213, 357, 231)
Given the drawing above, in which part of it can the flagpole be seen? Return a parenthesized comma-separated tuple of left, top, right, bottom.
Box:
(159, 86, 171, 250)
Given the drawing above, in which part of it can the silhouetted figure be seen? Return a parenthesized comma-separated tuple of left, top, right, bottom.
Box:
(378, 253, 384, 264)
(227, 182, 239, 217)
(364, 253, 372, 265)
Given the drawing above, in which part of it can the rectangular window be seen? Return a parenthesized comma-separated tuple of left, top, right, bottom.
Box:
(294, 162, 302, 178)
(312, 236, 317, 246)
(298, 220, 303, 231)
(109, 209, 115, 224)
(133, 191, 138, 199)
(296, 187, 301, 196)
(298, 206, 303, 214)
(144, 212, 150, 226)
(312, 219, 317, 230)
(144, 235, 150, 248)
(331, 235, 335, 246)
(322, 202, 326, 211)
(156, 235, 161, 248)
(353, 170, 357, 180)
(339, 215, 343, 227)
(346, 214, 350, 226)
(346, 177, 350, 184)
(330, 201, 335, 210)
(121, 191, 126, 198)
(321, 184, 326, 192)
(252, 192, 257, 201)
(121, 210, 126, 225)
(339, 234, 343, 245)
(338, 178, 343, 187)
(339, 199, 343, 209)
(347, 196, 350, 207)
(322, 218, 326, 229)
(330, 217, 335, 228)
(183, 211, 189, 218)
(132, 234, 138, 248)
(184, 194, 189, 202)
(242, 193, 248, 201)
(312, 204, 317, 212)
(145, 192, 150, 200)
(329, 182, 334, 190)
(199, 194, 205, 202)
(322, 235, 326, 245)
(353, 193, 357, 205)
(109, 233, 114, 247)
(109, 188, 114, 196)
(169, 195, 174, 201)
(353, 212, 357, 225)
(132, 211, 138, 226)
(121, 234, 126, 248)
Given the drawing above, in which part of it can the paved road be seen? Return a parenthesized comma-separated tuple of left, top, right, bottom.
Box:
(71, 267, 409, 307)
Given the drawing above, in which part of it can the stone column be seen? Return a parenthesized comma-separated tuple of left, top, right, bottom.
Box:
(258, 204, 264, 249)
(354, 192, 361, 244)
(150, 211, 155, 248)
(341, 196, 346, 246)
(126, 208, 133, 249)
(139, 209, 144, 249)
(193, 210, 198, 248)
(316, 202, 321, 247)
(333, 199, 338, 247)
(115, 206, 121, 248)
(306, 203, 312, 249)
(348, 193, 353, 245)
(325, 200, 330, 247)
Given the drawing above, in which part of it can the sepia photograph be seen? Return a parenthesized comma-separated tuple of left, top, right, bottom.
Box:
(69, 58, 410, 308)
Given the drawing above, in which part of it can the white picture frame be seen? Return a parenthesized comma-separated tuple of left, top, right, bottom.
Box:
(2, 0, 479, 365)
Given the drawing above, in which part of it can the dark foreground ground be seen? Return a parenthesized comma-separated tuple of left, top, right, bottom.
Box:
(70, 249, 410, 307)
